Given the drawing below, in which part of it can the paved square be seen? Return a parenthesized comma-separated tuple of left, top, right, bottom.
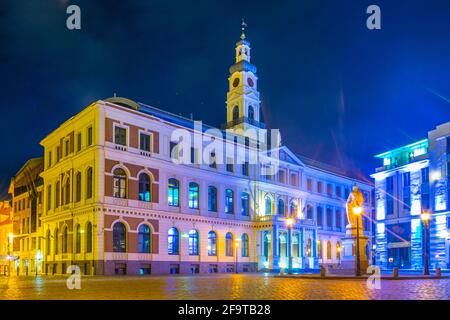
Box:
(0, 274, 449, 300)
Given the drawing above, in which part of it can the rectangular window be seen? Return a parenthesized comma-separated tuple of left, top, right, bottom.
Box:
(48, 151, 52, 168)
(386, 176, 394, 215)
(64, 139, 68, 157)
(77, 133, 82, 152)
(279, 170, 286, 184)
(114, 126, 127, 146)
(190, 147, 198, 164)
(140, 133, 151, 152)
(226, 158, 234, 173)
(335, 186, 341, 198)
(307, 179, 312, 191)
(87, 126, 93, 146)
(56, 146, 61, 162)
(327, 184, 332, 196)
(317, 181, 323, 193)
(242, 162, 249, 176)
(170, 142, 179, 160)
(209, 152, 217, 169)
(47, 186, 52, 210)
(290, 173, 298, 186)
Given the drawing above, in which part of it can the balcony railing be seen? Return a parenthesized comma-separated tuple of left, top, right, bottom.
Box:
(221, 117, 266, 130)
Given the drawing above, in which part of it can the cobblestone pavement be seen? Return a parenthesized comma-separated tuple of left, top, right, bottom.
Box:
(0, 273, 449, 300)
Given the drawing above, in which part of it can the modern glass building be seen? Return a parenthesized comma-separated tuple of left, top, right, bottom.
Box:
(372, 122, 450, 270)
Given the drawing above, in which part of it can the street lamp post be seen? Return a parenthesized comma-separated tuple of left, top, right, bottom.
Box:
(7, 233, 13, 277)
(353, 207, 362, 277)
(286, 218, 294, 274)
(421, 212, 430, 276)
(235, 238, 241, 274)
(35, 251, 43, 276)
(337, 246, 341, 266)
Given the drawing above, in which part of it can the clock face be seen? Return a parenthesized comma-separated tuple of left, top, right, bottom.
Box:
(247, 77, 254, 87)
(233, 78, 240, 88)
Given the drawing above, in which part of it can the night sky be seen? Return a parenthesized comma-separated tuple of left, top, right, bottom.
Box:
(1, 0, 450, 199)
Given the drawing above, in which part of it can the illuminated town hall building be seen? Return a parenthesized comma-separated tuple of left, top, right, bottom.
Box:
(8, 30, 373, 275)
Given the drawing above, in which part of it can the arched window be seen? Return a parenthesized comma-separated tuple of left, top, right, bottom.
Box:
(317, 206, 323, 226)
(75, 172, 81, 202)
(248, 106, 254, 120)
(112, 222, 126, 252)
(46, 230, 51, 255)
(207, 231, 217, 256)
(225, 189, 234, 214)
(86, 167, 93, 199)
(290, 201, 297, 216)
(113, 168, 127, 199)
(64, 178, 71, 205)
(318, 240, 322, 259)
(232, 106, 239, 121)
(225, 232, 233, 256)
(168, 178, 179, 207)
(265, 196, 272, 215)
(168, 227, 179, 255)
(241, 192, 249, 216)
(241, 233, 249, 257)
(336, 242, 341, 260)
(138, 173, 151, 202)
(306, 205, 313, 220)
(277, 199, 285, 216)
(188, 182, 199, 209)
(55, 181, 60, 208)
(138, 224, 151, 253)
(208, 186, 217, 212)
(62, 226, 68, 253)
(327, 241, 332, 260)
(54, 228, 59, 254)
(86, 222, 92, 253)
(188, 229, 199, 255)
(75, 224, 81, 253)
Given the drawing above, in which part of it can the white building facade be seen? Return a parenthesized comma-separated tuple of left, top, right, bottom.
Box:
(38, 30, 373, 275)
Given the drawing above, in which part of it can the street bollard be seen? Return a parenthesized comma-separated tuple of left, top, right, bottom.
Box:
(436, 267, 441, 278)
(393, 267, 398, 279)
(320, 266, 326, 278)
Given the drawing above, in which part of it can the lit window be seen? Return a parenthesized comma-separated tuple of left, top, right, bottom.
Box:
(168, 178, 179, 207)
(138, 173, 151, 202)
(188, 182, 199, 209)
(112, 222, 126, 252)
(113, 168, 127, 199)
(168, 228, 179, 255)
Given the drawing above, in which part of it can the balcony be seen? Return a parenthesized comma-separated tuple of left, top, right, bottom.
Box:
(221, 117, 266, 130)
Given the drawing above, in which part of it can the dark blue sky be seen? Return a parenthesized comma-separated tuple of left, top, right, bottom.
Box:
(1, 0, 449, 199)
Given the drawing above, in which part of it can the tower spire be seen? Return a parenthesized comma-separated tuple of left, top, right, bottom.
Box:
(240, 18, 247, 40)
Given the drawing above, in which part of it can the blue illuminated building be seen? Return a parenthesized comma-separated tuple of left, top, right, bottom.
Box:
(371, 122, 450, 270)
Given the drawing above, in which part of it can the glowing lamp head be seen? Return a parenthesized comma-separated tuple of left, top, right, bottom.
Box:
(353, 206, 363, 215)
(286, 218, 294, 227)
(8, 233, 13, 243)
(421, 212, 431, 222)
(431, 172, 441, 181)
(337, 247, 341, 252)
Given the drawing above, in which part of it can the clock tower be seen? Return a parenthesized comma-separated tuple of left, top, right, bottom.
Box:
(224, 21, 265, 135)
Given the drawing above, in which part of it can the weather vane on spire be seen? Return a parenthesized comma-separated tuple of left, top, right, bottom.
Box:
(241, 18, 247, 40)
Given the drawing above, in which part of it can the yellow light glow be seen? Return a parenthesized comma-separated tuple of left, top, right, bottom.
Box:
(421, 212, 431, 222)
(353, 206, 363, 215)
(286, 218, 294, 227)
(8, 233, 13, 243)
(431, 171, 441, 181)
